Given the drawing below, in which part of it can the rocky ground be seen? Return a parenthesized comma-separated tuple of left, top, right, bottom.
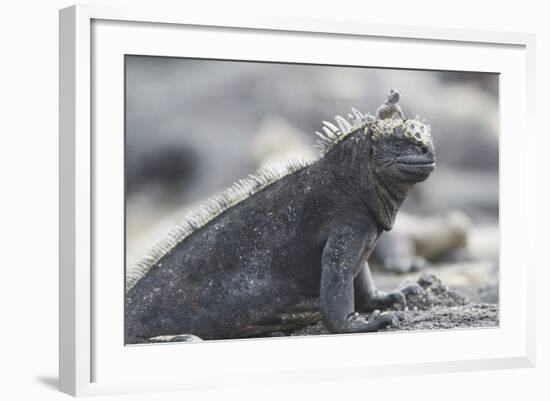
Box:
(274, 273, 498, 337)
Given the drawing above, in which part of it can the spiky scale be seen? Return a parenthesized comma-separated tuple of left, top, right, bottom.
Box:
(322, 127, 337, 139)
(351, 107, 364, 121)
(315, 131, 328, 142)
(323, 120, 340, 133)
(335, 115, 353, 132)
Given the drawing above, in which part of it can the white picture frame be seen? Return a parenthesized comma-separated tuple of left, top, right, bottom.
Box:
(59, 4, 536, 397)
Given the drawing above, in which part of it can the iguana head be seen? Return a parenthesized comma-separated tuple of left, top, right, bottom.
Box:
(314, 106, 435, 230)
(369, 117, 435, 184)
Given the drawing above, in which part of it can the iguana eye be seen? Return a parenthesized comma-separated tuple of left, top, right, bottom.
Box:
(415, 132, 422, 140)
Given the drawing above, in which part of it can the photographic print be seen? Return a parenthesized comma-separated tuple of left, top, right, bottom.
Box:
(124, 56, 499, 344)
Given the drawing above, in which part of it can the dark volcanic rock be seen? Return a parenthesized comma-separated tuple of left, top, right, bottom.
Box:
(404, 273, 468, 310)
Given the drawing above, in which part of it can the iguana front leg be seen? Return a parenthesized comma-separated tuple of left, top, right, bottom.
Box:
(354, 261, 407, 312)
(394, 104, 406, 120)
(320, 226, 399, 333)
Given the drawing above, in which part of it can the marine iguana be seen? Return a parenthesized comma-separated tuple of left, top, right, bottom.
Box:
(125, 90, 435, 343)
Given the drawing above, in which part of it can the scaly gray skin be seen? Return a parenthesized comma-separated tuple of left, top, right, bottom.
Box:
(125, 99, 435, 343)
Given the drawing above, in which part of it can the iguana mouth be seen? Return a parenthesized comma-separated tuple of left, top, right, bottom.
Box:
(395, 155, 435, 169)
(394, 155, 435, 181)
(397, 161, 435, 168)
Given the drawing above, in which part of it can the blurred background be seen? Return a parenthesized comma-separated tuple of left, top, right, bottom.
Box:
(125, 56, 499, 304)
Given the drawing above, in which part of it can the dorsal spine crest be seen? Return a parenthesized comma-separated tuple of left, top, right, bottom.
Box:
(314, 108, 375, 155)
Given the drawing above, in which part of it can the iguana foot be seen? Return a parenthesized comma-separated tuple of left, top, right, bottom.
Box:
(148, 334, 203, 343)
(365, 290, 407, 311)
(348, 310, 400, 331)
